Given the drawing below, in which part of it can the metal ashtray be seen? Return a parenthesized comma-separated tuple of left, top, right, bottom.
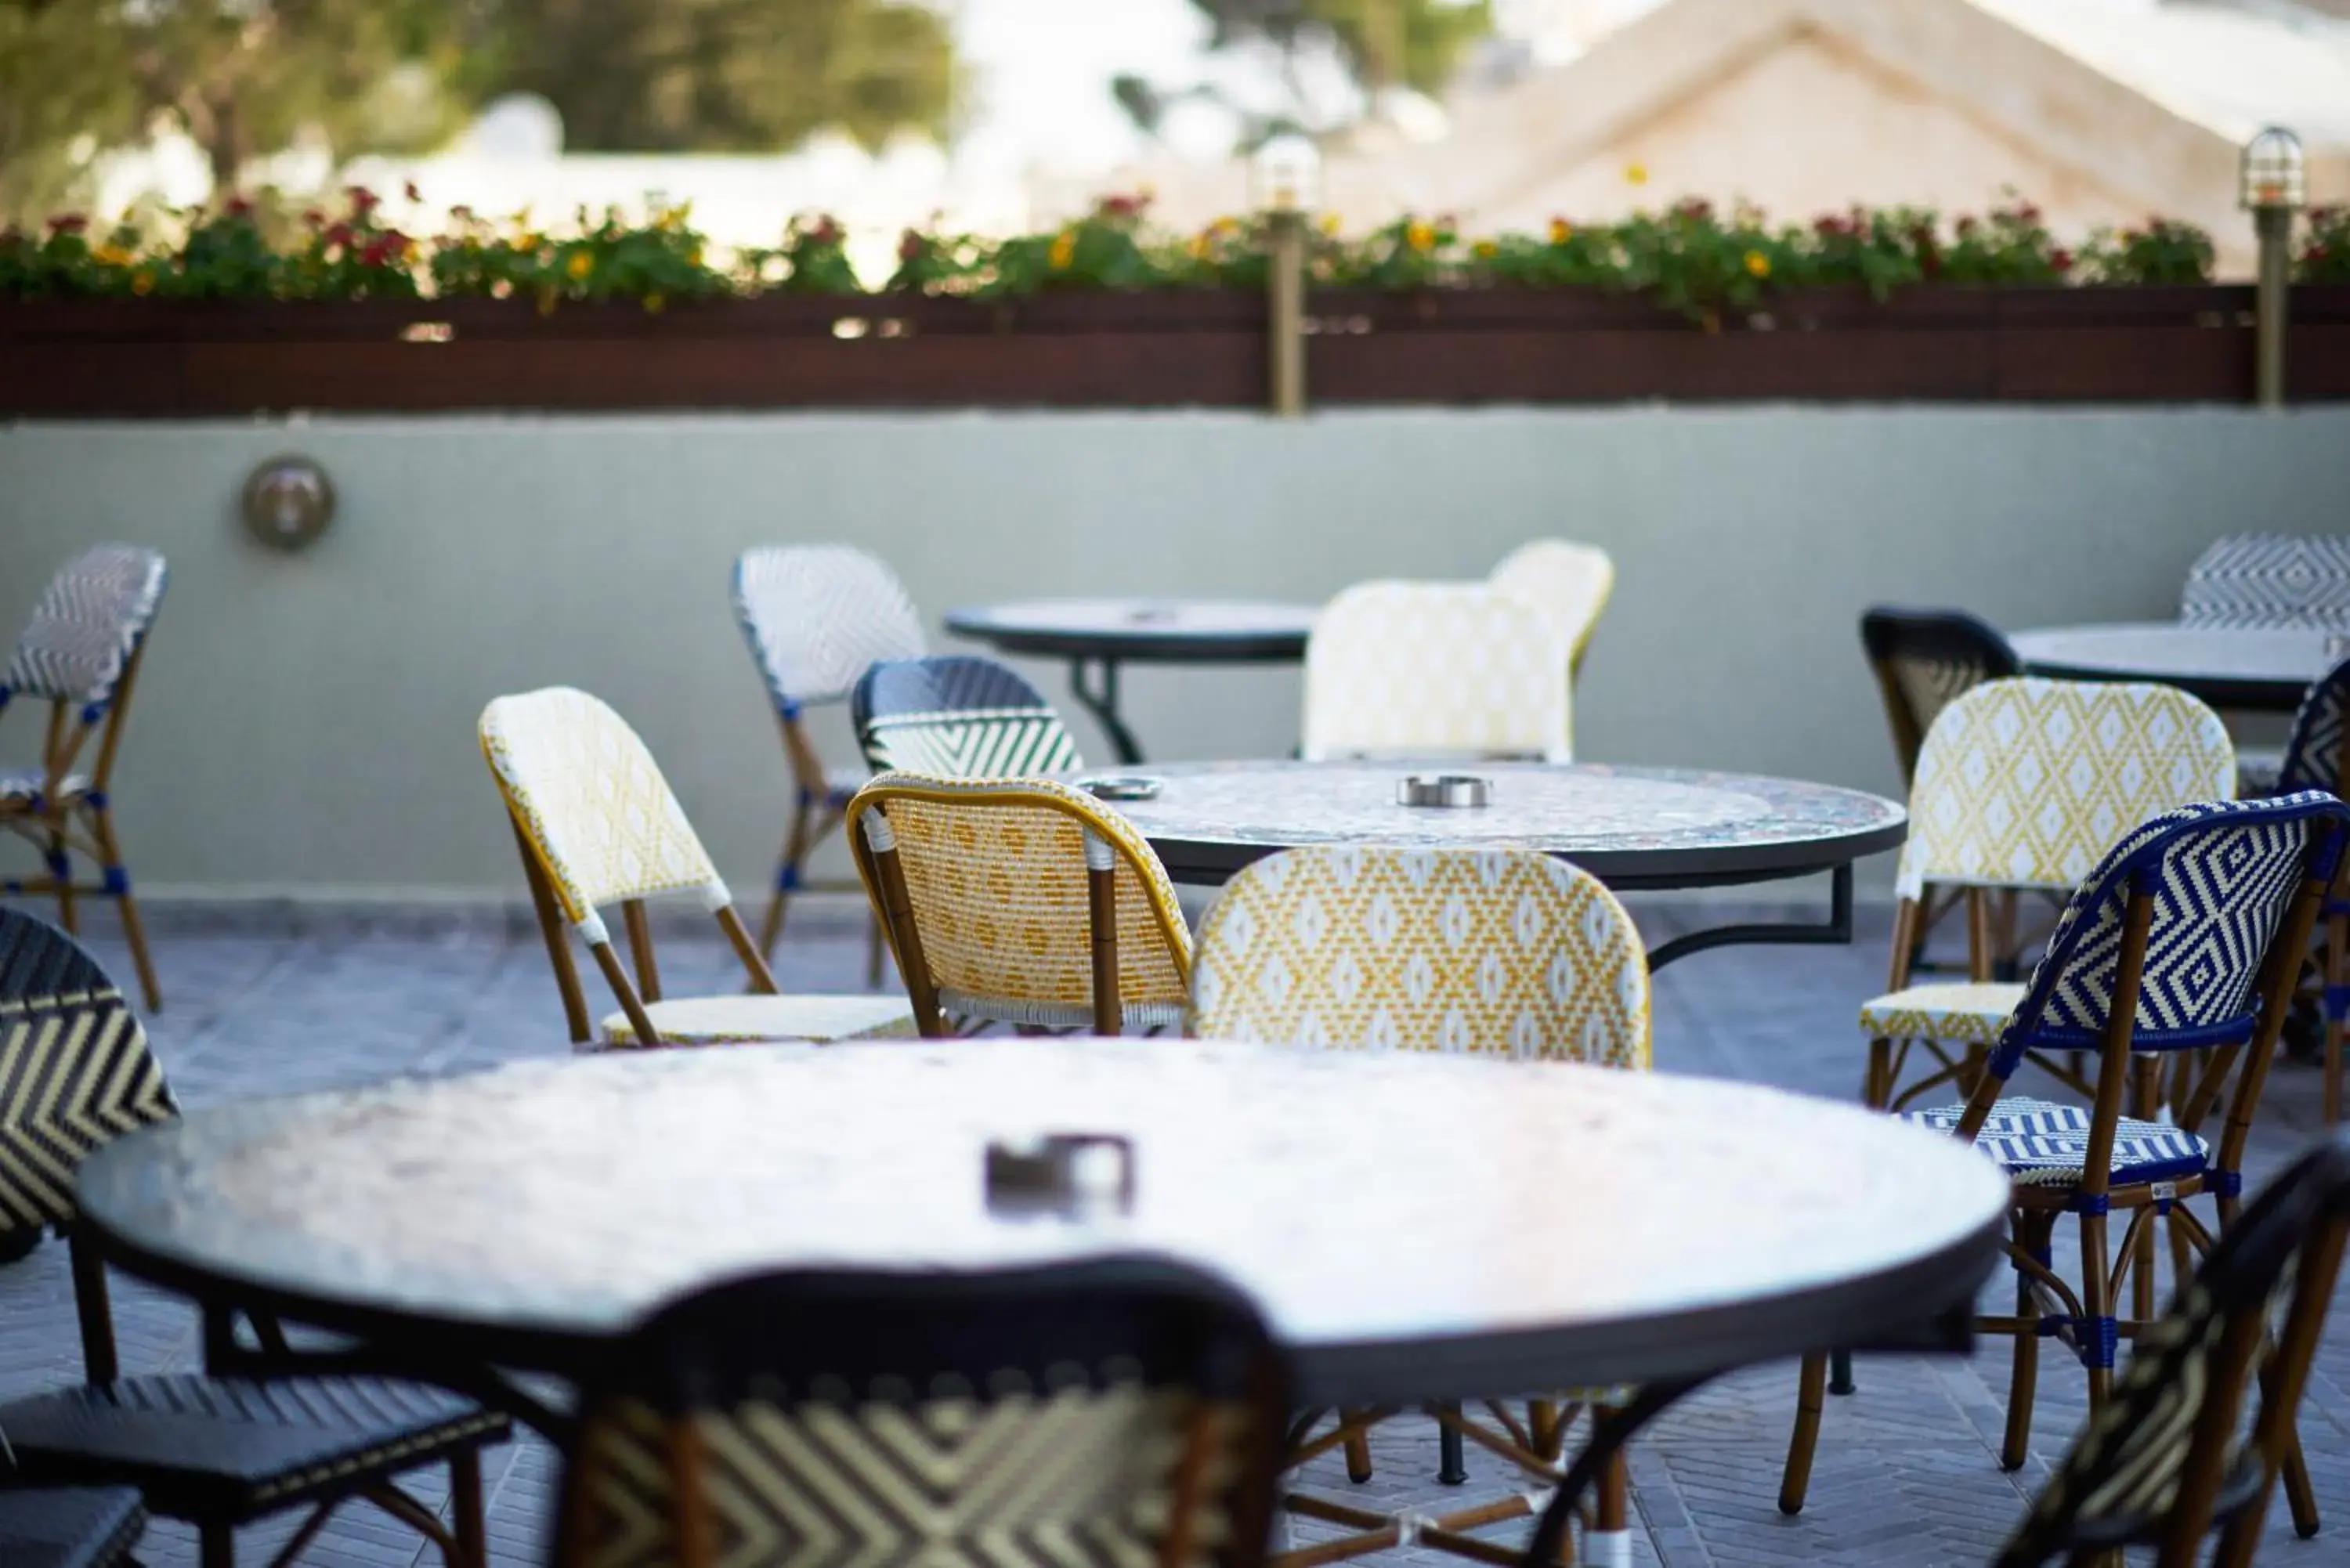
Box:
(986, 1133, 1135, 1218)
(1078, 775, 1162, 802)
(1397, 774, 1492, 809)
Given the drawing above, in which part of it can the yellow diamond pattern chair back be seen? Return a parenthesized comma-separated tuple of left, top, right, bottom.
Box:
(848, 773, 1193, 1034)
(1186, 845, 1650, 1067)
(1302, 582, 1574, 763)
(1489, 540, 1616, 681)
(479, 687, 912, 1049)
(1898, 678, 2237, 901)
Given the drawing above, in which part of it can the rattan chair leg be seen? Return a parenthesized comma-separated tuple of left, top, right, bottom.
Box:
(2328, 907, 2347, 1125)
(1086, 862, 1122, 1036)
(508, 814, 591, 1042)
(714, 905, 780, 995)
(757, 801, 815, 962)
(589, 942, 661, 1046)
(2078, 1209, 2115, 1416)
(1778, 1353, 1827, 1513)
(1593, 1451, 1630, 1568)
(1342, 1414, 1373, 1483)
(2004, 1212, 2052, 1472)
(82, 807, 159, 1008)
(1864, 1037, 1890, 1109)
(46, 821, 78, 934)
(622, 899, 661, 1003)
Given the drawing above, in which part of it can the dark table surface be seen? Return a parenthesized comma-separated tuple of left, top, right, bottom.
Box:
(2013, 622, 2336, 712)
(946, 598, 1319, 663)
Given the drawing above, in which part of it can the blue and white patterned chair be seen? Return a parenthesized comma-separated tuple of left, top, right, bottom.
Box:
(2255, 652, 2350, 1125)
(2181, 534, 2350, 630)
(732, 545, 927, 959)
(0, 544, 167, 1010)
(852, 655, 1083, 777)
(1782, 791, 2350, 1519)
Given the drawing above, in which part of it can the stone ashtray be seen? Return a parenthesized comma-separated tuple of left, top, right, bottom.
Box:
(1397, 774, 1492, 809)
(985, 1133, 1136, 1219)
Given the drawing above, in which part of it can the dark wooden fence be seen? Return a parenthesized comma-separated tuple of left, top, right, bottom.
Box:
(4, 284, 2345, 416)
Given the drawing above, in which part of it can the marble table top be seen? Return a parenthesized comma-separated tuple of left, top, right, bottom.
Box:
(945, 598, 1318, 661)
(2014, 622, 2338, 711)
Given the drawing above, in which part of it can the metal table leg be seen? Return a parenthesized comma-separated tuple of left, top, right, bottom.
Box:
(1068, 657, 1145, 766)
(1645, 863, 1853, 972)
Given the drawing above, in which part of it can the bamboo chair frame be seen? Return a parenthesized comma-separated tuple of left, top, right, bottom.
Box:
(0, 637, 161, 1011)
(1784, 801, 2345, 1527)
(754, 706, 876, 965)
(845, 776, 1190, 1039)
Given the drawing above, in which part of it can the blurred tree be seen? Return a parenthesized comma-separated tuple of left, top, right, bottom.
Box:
(0, 1, 137, 221)
(494, 0, 957, 153)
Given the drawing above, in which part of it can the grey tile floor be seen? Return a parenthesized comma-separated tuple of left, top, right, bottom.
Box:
(2, 892, 2346, 1568)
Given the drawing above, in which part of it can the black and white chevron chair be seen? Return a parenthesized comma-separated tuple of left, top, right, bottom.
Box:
(1996, 1132, 2350, 1568)
(551, 1257, 1291, 1568)
(853, 654, 1084, 778)
(732, 544, 927, 961)
(0, 909, 511, 1567)
(2181, 534, 2350, 630)
(0, 544, 167, 1011)
(0, 1487, 146, 1568)
(1783, 792, 2350, 1524)
(2249, 652, 2350, 1124)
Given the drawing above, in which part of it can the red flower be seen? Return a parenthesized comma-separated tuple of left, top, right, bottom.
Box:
(360, 237, 394, 268)
(2017, 202, 2043, 224)
(302, 208, 325, 227)
(224, 196, 255, 219)
(403, 180, 423, 204)
(1100, 193, 1142, 219)
(1674, 197, 1712, 221)
(46, 214, 88, 235)
(2050, 247, 2073, 273)
(346, 185, 380, 215)
(324, 222, 355, 247)
(1954, 215, 1979, 238)
(1920, 251, 1942, 279)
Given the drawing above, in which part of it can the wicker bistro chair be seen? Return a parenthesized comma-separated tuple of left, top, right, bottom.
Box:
(732, 544, 928, 960)
(1488, 540, 1616, 683)
(1188, 845, 1649, 1568)
(479, 687, 914, 1050)
(0, 544, 167, 1011)
(1781, 793, 2350, 1526)
(2249, 653, 2350, 1123)
(847, 774, 1191, 1035)
(0, 1487, 146, 1568)
(553, 1257, 1291, 1568)
(1860, 679, 2237, 1115)
(0, 909, 511, 1568)
(1859, 607, 2023, 791)
(1995, 1132, 2350, 1568)
(2180, 534, 2350, 630)
(1302, 583, 1573, 764)
(853, 654, 1084, 776)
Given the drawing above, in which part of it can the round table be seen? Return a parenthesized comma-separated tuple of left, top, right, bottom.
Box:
(2012, 621, 2337, 711)
(945, 598, 1319, 764)
(79, 1042, 2004, 1418)
(1084, 760, 1907, 970)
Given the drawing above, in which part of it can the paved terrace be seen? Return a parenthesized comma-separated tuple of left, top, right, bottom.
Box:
(2, 895, 2345, 1568)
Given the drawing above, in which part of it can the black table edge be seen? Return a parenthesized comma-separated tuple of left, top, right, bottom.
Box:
(2017, 656, 2309, 714)
(945, 608, 1313, 664)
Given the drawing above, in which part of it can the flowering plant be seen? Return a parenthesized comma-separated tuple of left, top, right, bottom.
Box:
(741, 213, 860, 296)
(2302, 206, 2350, 284)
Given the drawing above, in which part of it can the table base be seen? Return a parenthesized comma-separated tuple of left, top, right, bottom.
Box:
(1068, 656, 1145, 765)
(1647, 864, 1852, 971)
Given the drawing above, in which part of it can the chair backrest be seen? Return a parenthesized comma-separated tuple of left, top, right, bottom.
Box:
(1186, 846, 1650, 1065)
(732, 544, 927, 714)
(2275, 651, 2350, 796)
(0, 909, 176, 1237)
(1489, 540, 1615, 677)
(854, 654, 1084, 776)
(1997, 1133, 2350, 1568)
(553, 1256, 1291, 1568)
(2180, 533, 2350, 630)
(1896, 677, 2236, 902)
(1858, 606, 2022, 787)
(847, 774, 1191, 1032)
(1, 544, 168, 714)
(1301, 582, 1571, 763)
(479, 688, 728, 941)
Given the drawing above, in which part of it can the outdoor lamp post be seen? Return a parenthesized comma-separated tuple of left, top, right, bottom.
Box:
(1251, 132, 1321, 417)
(2240, 126, 2305, 408)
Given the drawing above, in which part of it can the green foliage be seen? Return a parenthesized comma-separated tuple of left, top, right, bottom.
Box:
(2301, 206, 2350, 284)
(1189, 0, 1495, 97)
(0, 2, 137, 223)
(742, 214, 863, 295)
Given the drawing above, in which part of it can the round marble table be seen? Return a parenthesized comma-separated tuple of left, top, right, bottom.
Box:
(2013, 621, 2337, 712)
(78, 1042, 2005, 1418)
(945, 598, 1319, 764)
(1082, 760, 1907, 969)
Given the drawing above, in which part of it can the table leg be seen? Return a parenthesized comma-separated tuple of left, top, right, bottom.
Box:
(1437, 1408, 1468, 1483)
(1645, 863, 1853, 972)
(1068, 657, 1146, 766)
(1522, 1379, 1709, 1566)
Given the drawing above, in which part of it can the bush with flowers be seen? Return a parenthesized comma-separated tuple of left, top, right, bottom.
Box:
(2304, 205, 2350, 284)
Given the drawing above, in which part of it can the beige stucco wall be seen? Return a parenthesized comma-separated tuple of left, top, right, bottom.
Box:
(2, 407, 2345, 905)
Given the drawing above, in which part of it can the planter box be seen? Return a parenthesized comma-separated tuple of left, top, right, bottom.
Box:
(2, 285, 2344, 416)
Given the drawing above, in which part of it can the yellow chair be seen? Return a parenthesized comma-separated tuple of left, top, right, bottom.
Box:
(1861, 677, 2236, 1110)
(479, 687, 914, 1048)
(1490, 539, 1615, 683)
(1302, 582, 1573, 763)
(1188, 844, 1648, 1566)
(847, 773, 1191, 1035)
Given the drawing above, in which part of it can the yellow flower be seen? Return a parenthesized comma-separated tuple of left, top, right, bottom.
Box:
(1743, 248, 1771, 278)
(92, 242, 132, 267)
(686, 245, 704, 268)
(1625, 161, 1649, 187)
(1549, 218, 1574, 245)
(643, 291, 665, 314)
(517, 232, 543, 253)
(1189, 233, 1213, 260)
(1049, 229, 1076, 269)
(1473, 239, 1498, 261)
(1405, 220, 1437, 253)
(1318, 212, 1341, 237)
(566, 251, 593, 280)
(129, 269, 154, 296)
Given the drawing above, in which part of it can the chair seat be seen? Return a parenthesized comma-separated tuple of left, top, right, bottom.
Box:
(0, 771, 90, 806)
(0, 1375, 508, 1523)
(1859, 981, 2026, 1043)
(0, 1487, 145, 1568)
(1901, 1097, 2209, 1188)
(598, 992, 917, 1047)
(825, 764, 870, 807)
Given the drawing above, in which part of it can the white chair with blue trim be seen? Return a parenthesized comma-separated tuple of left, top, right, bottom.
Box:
(732, 544, 927, 960)
(2251, 652, 2350, 1125)
(1781, 790, 2350, 1534)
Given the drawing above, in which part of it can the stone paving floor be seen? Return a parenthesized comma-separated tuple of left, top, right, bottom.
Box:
(2, 891, 2347, 1568)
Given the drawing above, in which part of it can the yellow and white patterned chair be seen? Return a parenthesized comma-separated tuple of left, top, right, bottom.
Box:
(1302, 582, 1573, 763)
(1188, 844, 1647, 1566)
(846, 773, 1192, 1035)
(1490, 539, 1616, 683)
(1861, 677, 2236, 1108)
(479, 687, 914, 1049)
